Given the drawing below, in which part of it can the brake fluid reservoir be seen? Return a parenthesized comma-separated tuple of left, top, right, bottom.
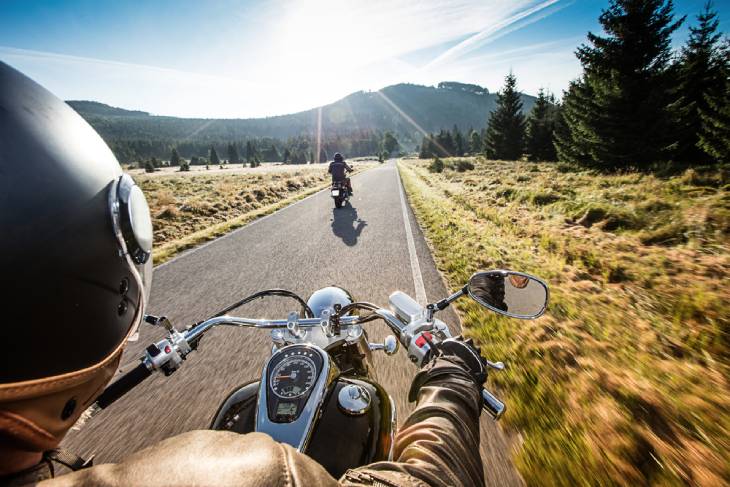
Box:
(389, 291, 424, 324)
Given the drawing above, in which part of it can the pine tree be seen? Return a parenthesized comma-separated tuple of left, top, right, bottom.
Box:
(419, 134, 434, 159)
(468, 129, 481, 154)
(526, 89, 558, 161)
(484, 72, 525, 160)
(554, 80, 593, 164)
(170, 148, 180, 166)
(245, 141, 255, 164)
(209, 146, 220, 165)
(560, 0, 684, 169)
(227, 143, 241, 164)
(453, 125, 466, 156)
(698, 49, 730, 163)
(674, 2, 727, 163)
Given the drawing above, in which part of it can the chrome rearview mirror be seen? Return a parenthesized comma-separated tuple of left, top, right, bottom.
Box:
(467, 270, 548, 319)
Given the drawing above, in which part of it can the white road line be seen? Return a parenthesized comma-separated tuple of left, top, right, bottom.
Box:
(396, 162, 427, 305)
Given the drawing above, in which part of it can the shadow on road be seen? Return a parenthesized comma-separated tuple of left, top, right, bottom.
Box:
(331, 202, 367, 246)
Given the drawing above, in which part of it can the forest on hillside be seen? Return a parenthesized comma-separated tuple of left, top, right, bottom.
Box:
(68, 81, 534, 164)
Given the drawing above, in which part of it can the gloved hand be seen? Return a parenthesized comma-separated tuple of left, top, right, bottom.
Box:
(431, 336, 488, 385)
(408, 335, 487, 402)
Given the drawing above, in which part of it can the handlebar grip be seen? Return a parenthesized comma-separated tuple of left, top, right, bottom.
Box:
(481, 388, 506, 420)
(96, 363, 152, 409)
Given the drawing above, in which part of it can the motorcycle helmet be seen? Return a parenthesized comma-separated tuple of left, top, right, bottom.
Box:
(0, 62, 153, 452)
(333, 152, 343, 163)
(306, 287, 355, 318)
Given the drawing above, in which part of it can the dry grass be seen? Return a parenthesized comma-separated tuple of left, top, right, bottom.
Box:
(136, 163, 372, 264)
(399, 157, 729, 486)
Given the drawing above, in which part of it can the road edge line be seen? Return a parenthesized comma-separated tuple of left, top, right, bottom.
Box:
(396, 161, 428, 305)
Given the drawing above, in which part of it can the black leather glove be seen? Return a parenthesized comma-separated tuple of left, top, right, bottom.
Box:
(408, 335, 487, 402)
(432, 336, 488, 385)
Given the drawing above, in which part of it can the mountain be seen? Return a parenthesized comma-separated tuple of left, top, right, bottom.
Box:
(67, 100, 150, 117)
(67, 81, 536, 162)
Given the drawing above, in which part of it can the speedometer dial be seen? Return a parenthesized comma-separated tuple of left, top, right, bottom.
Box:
(270, 355, 316, 399)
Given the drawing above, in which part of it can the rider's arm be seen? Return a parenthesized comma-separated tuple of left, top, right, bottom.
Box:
(342, 355, 484, 487)
(328, 163, 333, 174)
(345, 162, 353, 172)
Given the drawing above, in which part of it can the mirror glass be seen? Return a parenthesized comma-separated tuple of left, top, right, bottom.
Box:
(467, 271, 548, 319)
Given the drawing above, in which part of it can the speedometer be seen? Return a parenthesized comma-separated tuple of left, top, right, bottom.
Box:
(269, 355, 317, 399)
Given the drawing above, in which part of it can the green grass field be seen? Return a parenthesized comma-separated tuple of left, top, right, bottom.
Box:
(399, 157, 729, 486)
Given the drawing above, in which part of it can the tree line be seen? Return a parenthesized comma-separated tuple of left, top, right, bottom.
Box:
(136, 129, 401, 170)
(421, 0, 729, 170)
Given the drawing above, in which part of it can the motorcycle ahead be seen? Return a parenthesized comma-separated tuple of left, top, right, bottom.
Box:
(331, 179, 350, 208)
(95, 270, 549, 478)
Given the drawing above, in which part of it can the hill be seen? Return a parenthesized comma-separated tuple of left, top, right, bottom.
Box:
(67, 81, 535, 162)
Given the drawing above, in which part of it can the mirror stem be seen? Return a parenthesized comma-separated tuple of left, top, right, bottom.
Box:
(428, 286, 468, 321)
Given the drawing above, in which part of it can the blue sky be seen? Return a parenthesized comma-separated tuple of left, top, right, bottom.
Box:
(1, 0, 726, 118)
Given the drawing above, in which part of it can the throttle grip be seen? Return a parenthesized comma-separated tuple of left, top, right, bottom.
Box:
(96, 363, 152, 409)
(481, 388, 505, 420)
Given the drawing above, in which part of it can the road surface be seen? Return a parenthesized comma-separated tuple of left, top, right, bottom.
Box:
(63, 160, 523, 486)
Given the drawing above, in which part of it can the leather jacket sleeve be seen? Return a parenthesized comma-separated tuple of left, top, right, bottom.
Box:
(34, 358, 483, 487)
(342, 356, 484, 487)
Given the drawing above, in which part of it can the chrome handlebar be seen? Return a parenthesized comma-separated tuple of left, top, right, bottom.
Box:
(182, 314, 364, 343)
(98, 309, 505, 420)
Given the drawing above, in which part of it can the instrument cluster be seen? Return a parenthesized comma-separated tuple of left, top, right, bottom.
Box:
(265, 346, 323, 422)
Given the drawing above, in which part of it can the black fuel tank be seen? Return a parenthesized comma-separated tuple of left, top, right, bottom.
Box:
(210, 377, 395, 478)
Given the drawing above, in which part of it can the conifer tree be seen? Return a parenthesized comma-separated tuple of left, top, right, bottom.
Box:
(674, 2, 727, 163)
(698, 52, 730, 163)
(484, 72, 525, 160)
(170, 148, 180, 166)
(419, 134, 435, 159)
(209, 146, 220, 165)
(526, 89, 558, 161)
(453, 125, 466, 156)
(227, 143, 240, 164)
(264, 143, 281, 162)
(554, 81, 593, 164)
(245, 141, 255, 164)
(469, 129, 481, 154)
(559, 0, 684, 169)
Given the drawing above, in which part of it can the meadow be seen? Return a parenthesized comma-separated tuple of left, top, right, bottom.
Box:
(399, 157, 729, 486)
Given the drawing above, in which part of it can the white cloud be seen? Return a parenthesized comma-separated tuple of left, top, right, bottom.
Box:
(1, 0, 577, 117)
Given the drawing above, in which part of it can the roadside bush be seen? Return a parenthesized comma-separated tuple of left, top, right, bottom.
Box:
(455, 159, 475, 172)
(179, 161, 190, 172)
(428, 157, 444, 173)
(144, 161, 156, 173)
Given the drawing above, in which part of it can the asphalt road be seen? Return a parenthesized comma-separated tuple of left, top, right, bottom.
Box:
(63, 160, 523, 486)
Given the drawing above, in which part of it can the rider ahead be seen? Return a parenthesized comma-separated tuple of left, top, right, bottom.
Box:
(0, 63, 486, 487)
(328, 152, 353, 195)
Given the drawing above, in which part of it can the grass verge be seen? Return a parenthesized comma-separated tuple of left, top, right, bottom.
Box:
(399, 157, 729, 486)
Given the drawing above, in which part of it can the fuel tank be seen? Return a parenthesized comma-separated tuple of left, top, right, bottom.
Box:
(210, 376, 395, 478)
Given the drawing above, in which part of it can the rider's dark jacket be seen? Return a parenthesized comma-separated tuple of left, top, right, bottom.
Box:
(328, 160, 353, 181)
(19, 356, 484, 487)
